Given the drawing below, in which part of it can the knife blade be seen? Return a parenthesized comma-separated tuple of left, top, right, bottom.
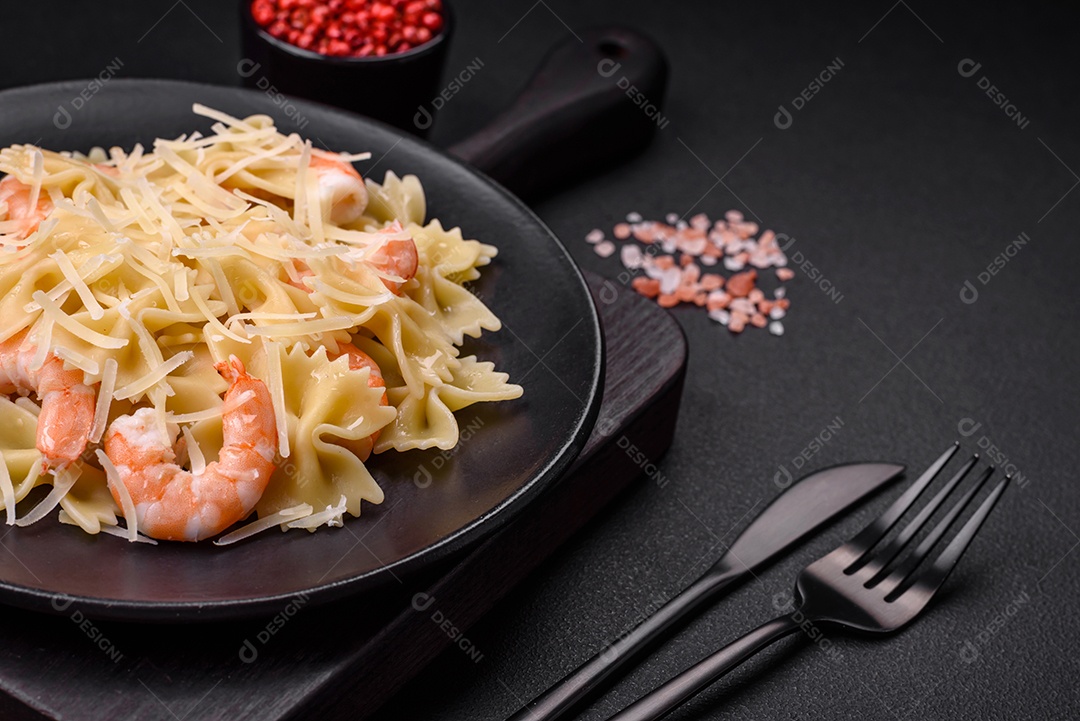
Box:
(506, 461, 905, 721)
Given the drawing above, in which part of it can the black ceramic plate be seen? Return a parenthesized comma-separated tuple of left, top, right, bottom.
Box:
(0, 80, 603, 622)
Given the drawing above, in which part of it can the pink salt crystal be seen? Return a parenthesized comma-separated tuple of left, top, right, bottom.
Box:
(613, 223, 631, 240)
(620, 244, 643, 269)
(776, 268, 795, 281)
(681, 237, 707, 256)
(585, 229, 604, 244)
(594, 240, 616, 258)
(659, 267, 682, 295)
(730, 298, 756, 316)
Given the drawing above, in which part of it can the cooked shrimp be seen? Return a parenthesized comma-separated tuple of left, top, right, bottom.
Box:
(0, 175, 53, 239)
(0, 328, 96, 471)
(286, 221, 418, 295)
(310, 154, 368, 225)
(335, 342, 387, 458)
(103, 357, 278, 542)
(365, 221, 418, 294)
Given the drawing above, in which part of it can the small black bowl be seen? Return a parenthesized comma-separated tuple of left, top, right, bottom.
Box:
(238, 0, 453, 136)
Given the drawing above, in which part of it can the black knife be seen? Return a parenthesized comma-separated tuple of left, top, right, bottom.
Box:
(506, 461, 905, 721)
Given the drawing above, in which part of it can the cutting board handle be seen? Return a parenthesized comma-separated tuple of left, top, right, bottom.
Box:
(448, 26, 668, 200)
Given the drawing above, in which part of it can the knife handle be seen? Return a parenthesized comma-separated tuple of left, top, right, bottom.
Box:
(505, 565, 742, 721)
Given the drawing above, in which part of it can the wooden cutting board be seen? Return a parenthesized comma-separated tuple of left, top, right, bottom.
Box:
(0, 271, 687, 721)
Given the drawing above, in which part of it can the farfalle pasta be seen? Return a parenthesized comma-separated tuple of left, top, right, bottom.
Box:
(0, 105, 521, 544)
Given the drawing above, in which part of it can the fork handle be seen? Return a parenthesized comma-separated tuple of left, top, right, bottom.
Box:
(604, 614, 801, 721)
(506, 569, 742, 721)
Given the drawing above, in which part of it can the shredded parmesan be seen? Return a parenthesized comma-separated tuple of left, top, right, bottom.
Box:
(14, 464, 82, 527)
(58, 511, 159, 545)
(14, 397, 41, 416)
(287, 495, 348, 531)
(0, 450, 16, 525)
(29, 316, 53, 372)
(213, 503, 313, 546)
(167, 405, 224, 424)
(53, 345, 101, 376)
(192, 286, 251, 344)
(32, 291, 127, 349)
(113, 350, 193, 401)
(265, 341, 290, 459)
(51, 250, 105, 320)
(243, 316, 356, 337)
(97, 450, 139, 542)
(182, 426, 206, 476)
(90, 358, 118, 443)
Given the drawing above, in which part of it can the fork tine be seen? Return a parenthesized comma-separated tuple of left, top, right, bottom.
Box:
(844, 442, 959, 572)
(860, 454, 979, 585)
(884, 471, 1008, 601)
(876, 465, 994, 597)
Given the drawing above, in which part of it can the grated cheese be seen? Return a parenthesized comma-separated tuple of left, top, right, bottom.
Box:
(26, 149, 44, 216)
(97, 450, 139, 542)
(265, 341, 290, 459)
(0, 450, 16, 525)
(51, 250, 106, 320)
(58, 511, 159, 545)
(29, 316, 53, 372)
(54, 345, 101, 376)
(14, 464, 82, 527)
(166, 404, 224, 424)
(114, 350, 193, 401)
(14, 397, 41, 416)
(287, 495, 348, 531)
(89, 358, 118, 443)
(192, 286, 251, 343)
(32, 291, 127, 349)
(181, 425, 206, 476)
(243, 316, 356, 337)
(213, 503, 312, 546)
